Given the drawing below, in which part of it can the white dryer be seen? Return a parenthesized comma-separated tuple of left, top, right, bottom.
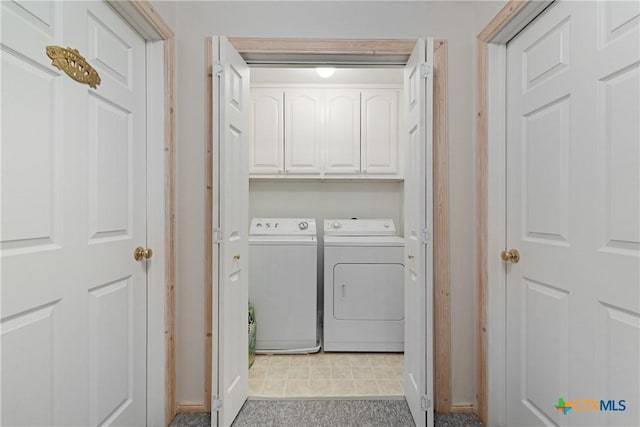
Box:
(249, 218, 320, 353)
(323, 219, 404, 352)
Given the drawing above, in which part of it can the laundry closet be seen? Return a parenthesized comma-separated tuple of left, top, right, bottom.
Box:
(247, 66, 406, 398)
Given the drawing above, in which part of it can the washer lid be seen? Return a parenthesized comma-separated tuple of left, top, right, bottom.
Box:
(250, 218, 316, 236)
(324, 219, 396, 236)
(249, 235, 317, 246)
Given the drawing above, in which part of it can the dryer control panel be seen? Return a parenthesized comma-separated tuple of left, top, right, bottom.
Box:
(324, 219, 396, 236)
(250, 218, 317, 236)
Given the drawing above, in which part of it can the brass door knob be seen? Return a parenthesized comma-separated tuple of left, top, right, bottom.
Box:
(134, 247, 153, 261)
(500, 249, 520, 264)
(408, 254, 415, 259)
(233, 254, 241, 260)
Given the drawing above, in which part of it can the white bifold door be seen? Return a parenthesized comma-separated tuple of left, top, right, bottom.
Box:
(505, 1, 639, 426)
(1, 1, 148, 426)
(403, 38, 435, 427)
(211, 36, 250, 427)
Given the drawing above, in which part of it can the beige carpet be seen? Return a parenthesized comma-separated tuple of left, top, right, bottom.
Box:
(170, 401, 483, 427)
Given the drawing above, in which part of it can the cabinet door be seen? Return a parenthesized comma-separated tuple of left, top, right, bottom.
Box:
(323, 90, 361, 174)
(284, 89, 322, 174)
(361, 89, 399, 175)
(250, 89, 283, 175)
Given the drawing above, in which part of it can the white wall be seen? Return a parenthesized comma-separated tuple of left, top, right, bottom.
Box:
(250, 182, 404, 234)
(473, 0, 508, 35)
(169, 0, 482, 408)
(150, 0, 176, 32)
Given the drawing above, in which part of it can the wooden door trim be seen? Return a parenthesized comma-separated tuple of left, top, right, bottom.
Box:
(475, 1, 553, 424)
(204, 37, 451, 413)
(108, 1, 175, 425)
(432, 39, 451, 413)
(229, 37, 416, 55)
(204, 36, 214, 414)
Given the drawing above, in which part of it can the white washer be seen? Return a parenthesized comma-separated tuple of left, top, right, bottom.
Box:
(323, 219, 405, 352)
(249, 218, 319, 353)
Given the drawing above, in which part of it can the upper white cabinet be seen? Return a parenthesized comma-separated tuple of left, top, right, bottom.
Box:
(324, 90, 361, 175)
(361, 89, 399, 175)
(250, 89, 284, 175)
(285, 90, 323, 174)
(250, 86, 401, 180)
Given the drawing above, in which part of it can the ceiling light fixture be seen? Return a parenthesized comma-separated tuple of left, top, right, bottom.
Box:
(316, 67, 336, 78)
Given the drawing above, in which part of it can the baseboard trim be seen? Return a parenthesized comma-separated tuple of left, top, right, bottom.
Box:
(176, 404, 207, 413)
(449, 404, 476, 414)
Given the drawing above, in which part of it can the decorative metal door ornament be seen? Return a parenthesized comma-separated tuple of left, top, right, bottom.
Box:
(45, 46, 101, 89)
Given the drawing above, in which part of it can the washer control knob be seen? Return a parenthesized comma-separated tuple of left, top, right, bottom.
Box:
(299, 221, 309, 230)
(256, 223, 262, 227)
(332, 221, 342, 229)
(384, 223, 390, 228)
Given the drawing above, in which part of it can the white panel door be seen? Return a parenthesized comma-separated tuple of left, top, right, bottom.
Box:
(362, 89, 399, 175)
(1, 1, 147, 426)
(284, 89, 323, 174)
(211, 36, 250, 427)
(249, 88, 284, 175)
(403, 38, 434, 427)
(323, 89, 361, 175)
(506, 1, 639, 426)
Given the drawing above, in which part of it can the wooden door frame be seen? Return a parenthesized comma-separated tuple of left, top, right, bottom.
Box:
(106, 2, 176, 425)
(475, 1, 554, 425)
(202, 37, 451, 414)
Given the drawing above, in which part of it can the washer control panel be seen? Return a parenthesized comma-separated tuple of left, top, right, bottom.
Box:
(250, 218, 316, 235)
(324, 219, 396, 236)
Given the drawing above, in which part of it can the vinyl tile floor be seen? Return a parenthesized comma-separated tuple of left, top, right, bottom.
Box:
(249, 352, 404, 398)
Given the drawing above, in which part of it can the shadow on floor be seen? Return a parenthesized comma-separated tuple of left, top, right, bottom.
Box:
(170, 400, 483, 427)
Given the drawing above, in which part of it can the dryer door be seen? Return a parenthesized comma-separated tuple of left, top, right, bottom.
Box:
(333, 263, 404, 321)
